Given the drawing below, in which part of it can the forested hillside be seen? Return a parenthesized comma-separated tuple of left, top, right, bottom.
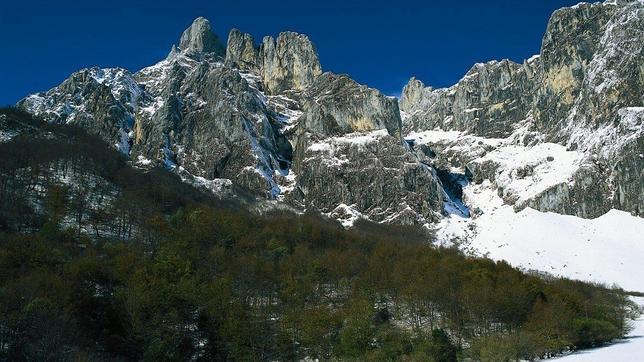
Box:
(0, 108, 637, 361)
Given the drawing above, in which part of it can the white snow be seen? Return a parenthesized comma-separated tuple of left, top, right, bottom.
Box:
(565, 106, 643, 161)
(115, 128, 131, 155)
(305, 130, 390, 167)
(269, 94, 303, 132)
(332, 129, 390, 145)
(527, 54, 541, 63)
(173, 165, 234, 195)
(135, 155, 153, 166)
(307, 129, 390, 153)
(139, 97, 165, 116)
(407, 130, 463, 143)
(276, 170, 298, 201)
(326, 203, 364, 228)
(240, 71, 268, 106)
(406, 129, 504, 148)
(0, 130, 17, 142)
(306, 142, 333, 152)
(437, 181, 644, 293)
(473, 142, 585, 206)
(88, 67, 143, 109)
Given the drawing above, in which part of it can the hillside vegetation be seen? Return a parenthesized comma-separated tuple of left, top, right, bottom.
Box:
(0, 108, 637, 361)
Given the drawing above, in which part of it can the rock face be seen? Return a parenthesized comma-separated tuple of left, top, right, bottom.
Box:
(296, 130, 443, 225)
(260, 32, 323, 94)
(18, 67, 145, 155)
(401, 0, 644, 218)
(289, 73, 443, 224)
(401, 58, 540, 138)
(534, 2, 616, 134)
(133, 58, 290, 198)
(178, 17, 226, 56)
(297, 73, 402, 138)
(18, 16, 444, 226)
(16, 1, 643, 224)
(225, 29, 259, 72)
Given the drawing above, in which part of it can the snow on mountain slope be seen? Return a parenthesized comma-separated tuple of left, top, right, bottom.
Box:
(437, 181, 644, 292)
(471, 142, 586, 208)
(551, 297, 644, 361)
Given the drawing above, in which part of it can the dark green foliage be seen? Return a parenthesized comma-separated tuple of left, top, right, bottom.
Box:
(0, 108, 636, 360)
(572, 317, 621, 348)
(426, 329, 458, 362)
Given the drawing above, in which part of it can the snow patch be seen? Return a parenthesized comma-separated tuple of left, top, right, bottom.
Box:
(472, 142, 585, 206)
(307, 129, 390, 153)
(437, 181, 644, 292)
(325, 204, 364, 228)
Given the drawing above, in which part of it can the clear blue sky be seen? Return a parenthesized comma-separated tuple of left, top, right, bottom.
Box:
(1, 0, 590, 105)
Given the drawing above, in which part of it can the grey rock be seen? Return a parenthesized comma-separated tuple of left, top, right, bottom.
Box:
(16, 16, 444, 225)
(260, 32, 322, 94)
(18, 67, 144, 154)
(282, 71, 443, 225)
(401, 58, 540, 138)
(297, 73, 402, 139)
(295, 131, 444, 225)
(534, 2, 616, 134)
(401, 0, 644, 218)
(178, 17, 226, 56)
(225, 29, 260, 72)
(524, 161, 611, 218)
(466, 154, 611, 218)
(132, 56, 290, 198)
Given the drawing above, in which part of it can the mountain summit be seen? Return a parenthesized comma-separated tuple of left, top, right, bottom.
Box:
(18, 15, 440, 225)
(15, 0, 644, 228)
(177, 17, 225, 56)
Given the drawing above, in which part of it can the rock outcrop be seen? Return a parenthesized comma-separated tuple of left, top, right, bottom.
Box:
(16, 0, 643, 225)
(18, 16, 444, 226)
(297, 73, 402, 139)
(401, 58, 540, 138)
(288, 73, 443, 224)
(401, 0, 643, 217)
(296, 130, 443, 225)
(225, 29, 259, 72)
(177, 17, 226, 56)
(260, 32, 322, 94)
(18, 67, 145, 155)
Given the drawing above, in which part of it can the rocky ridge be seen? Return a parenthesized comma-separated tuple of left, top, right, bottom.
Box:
(16, 1, 643, 227)
(401, 0, 643, 219)
(19, 17, 444, 225)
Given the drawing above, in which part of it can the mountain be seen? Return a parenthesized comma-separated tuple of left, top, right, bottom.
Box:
(0, 106, 636, 361)
(18, 17, 443, 226)
(16, 0, 642, 230)
(401, 0, 643, 219)
(4, 1, 644, 360)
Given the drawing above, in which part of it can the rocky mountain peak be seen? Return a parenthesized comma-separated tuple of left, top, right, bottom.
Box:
(400, 76, 432, 112)
(400, 0, 643, 218)
(225, 28, 259, 71)
(260, 31, 322, 94)
(14, 0, 643, 227)
(178, 17, 226, 56)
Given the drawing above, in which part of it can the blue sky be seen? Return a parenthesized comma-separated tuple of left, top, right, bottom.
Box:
(0, 0, 589, 104)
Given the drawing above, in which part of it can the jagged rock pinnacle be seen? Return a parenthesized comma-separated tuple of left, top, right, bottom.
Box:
(225, 28, 259, 71)
(260, 31, 322, 94)
(178, 17, 225, 56)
